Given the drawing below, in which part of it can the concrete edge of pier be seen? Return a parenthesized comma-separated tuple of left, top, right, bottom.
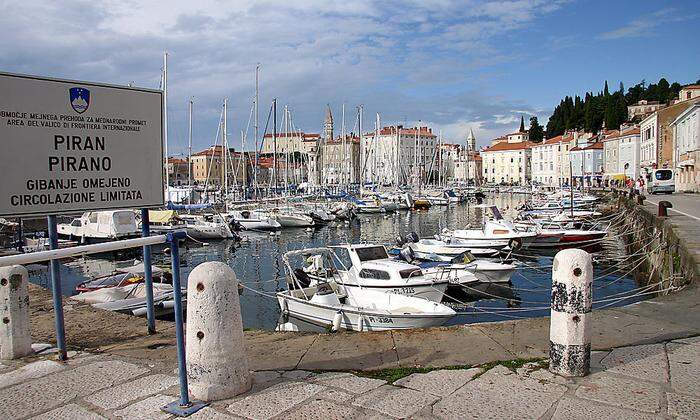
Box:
(20, 195, 699, 373)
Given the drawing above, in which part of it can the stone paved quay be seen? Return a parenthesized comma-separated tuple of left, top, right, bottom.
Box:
(1, 336, 699, 419)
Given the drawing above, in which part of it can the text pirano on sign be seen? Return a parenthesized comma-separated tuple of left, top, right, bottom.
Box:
(0, 72, 164, 217)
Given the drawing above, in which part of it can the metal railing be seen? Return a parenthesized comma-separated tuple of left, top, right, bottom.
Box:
(0, 224, 202, 415)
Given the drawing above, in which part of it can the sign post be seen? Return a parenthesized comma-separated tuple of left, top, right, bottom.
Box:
(0, 71, 165, 358)
(46, 215, 67, 360)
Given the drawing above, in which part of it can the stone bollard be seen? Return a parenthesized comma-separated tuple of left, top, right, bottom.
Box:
(186, 262, 251, 400)
(549, 249, 592, 377)
(0, 265, 32, 360)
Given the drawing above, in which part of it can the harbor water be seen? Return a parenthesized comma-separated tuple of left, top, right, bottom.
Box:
(27, 194, 643, 331)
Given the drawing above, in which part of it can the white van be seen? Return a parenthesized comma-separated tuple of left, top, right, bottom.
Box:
(647, 169, 675, 194)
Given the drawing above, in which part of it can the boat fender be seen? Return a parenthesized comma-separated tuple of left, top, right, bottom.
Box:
(396, 235, 406, 246)
(132, 307, 147, 317)
(332, 311, 343, 332)
(406, 232, 419, 243)
(281, 298, 289, 314)
(508, 238, 523, 251)
(357, 316, 364, 332)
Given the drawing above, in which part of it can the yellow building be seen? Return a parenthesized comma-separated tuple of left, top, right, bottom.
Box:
(191, 145, 245, 186)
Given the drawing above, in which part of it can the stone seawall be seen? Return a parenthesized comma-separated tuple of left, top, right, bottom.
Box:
(614, 193, 698, 289)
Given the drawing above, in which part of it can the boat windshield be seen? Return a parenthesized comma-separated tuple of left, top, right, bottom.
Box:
(355, 246, 388, 262)
(399, 268, 422, 279)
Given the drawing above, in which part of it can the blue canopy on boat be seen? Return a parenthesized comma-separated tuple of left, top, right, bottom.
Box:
(166, 202, 212, 211)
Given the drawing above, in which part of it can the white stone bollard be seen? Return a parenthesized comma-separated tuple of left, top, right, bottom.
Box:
(549, 249, 592, 377)
(186, 262, 252, 400)
(0, 265, 32, 360)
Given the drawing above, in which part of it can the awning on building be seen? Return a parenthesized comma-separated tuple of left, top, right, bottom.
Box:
(603, 173, 626, 181)
(676, 159, 695, 167)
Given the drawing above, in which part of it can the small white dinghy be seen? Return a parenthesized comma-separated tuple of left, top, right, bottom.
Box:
(71, 282, 182, 317)
(277, 281, 455, 332)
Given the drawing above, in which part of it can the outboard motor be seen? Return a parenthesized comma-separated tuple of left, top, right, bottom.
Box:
(507, 238, 523, 251)
(399, 246, 416, 263)
(405, 231, 420, 243)
(396, 235, 406, 246)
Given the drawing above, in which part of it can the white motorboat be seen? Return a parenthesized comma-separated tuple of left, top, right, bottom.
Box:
(179, 214, 235, 240)
(277, 280, 455, 332)
(404, 239, 502, 260)
(397, 242, 515, 284)
(356, 198, 385, 214)
(228, 210, 282, 230)
(442, 205, 537, 248)
(288, 245, 450, 303)
(57, 210, 140, 243)
(305, 205, 336, 224)
(270, 207, 315, 228)
(440, 260, 516, 284)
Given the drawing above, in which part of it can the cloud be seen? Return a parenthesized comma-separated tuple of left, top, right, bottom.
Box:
(598, 8, 685, 40)
(0, 0, 564, 154)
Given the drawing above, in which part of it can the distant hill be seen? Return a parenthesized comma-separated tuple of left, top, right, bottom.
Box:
(544, 78, 699, 138)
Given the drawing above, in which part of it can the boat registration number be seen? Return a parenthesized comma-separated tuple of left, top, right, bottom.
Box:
(367, 316, 393, 324)
(390, 287, 415, 295)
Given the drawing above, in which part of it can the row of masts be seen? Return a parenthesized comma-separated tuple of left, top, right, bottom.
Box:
(163, 53, 465, 203)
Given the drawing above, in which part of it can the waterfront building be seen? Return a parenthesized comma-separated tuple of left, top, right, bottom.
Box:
(570, 138, 604, 187)
(453, 152, 482, 185)
(627, 100, 665, 121)
(640, 97, 700, 175)
(439, 143, 460, 180)
(602, 127, 641, 183)
(530, 132, 575, 188)
(166, 158, 189, 186)
(321, 134, 361, 185)
(481, 132, 533, 185)
(671, 103, 700, 192)
(191, 145, 245, 186)
(260, 132, 320, 155)
(360, 125, 438, 186)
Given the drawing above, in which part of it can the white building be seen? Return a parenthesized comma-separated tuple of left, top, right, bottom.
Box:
(361, 126, 437, 186)
(530, 132, 575, 188)
(640, 113, 659, 171)
(602, 127, 641, 184)
(481, 134, 533, 185)
(453, 153, 482, 185)
(570, 138, 604, 187)
(676, 85, 700, 103)
(671, 103, 700, 192)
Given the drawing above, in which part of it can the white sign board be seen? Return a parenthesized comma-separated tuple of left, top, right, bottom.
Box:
(0, 72, 164, 217)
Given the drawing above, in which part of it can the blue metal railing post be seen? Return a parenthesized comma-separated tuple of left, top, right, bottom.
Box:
(47, 215, 67, 361)
(168, 230, 190, 407)
(141, 209, 156, 334)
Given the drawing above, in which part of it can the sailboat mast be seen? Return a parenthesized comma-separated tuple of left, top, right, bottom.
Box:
(341, 103, 345, 187)
(358, 105, 363, 184)
(273, 98, 278, 192)
(223, 98, 228, 210)
(162, 52, 169, 192)
(187, 97, 193, 204)
(254, 64, 260, 199)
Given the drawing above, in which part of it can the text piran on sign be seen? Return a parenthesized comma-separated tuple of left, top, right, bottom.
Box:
(0, 72, 164, 217)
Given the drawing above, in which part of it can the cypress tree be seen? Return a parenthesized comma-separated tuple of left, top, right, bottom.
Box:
(529, 116, 544, 142)
(519, 115, 525, 132)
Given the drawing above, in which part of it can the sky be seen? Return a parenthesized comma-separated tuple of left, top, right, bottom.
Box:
(1, 0, 698, 156)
